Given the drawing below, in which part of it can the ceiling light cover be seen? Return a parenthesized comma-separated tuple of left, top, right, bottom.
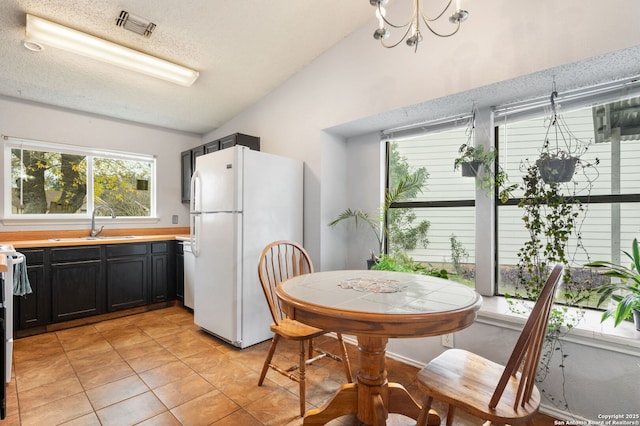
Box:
(25, 14, 199, 87)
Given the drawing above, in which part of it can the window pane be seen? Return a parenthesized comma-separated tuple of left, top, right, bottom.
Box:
(387, 126, 476, 287)
(11, 148, 87, 214)
(388, 206, 476, 286)
(497, 95, 640, 308)
(93, 158, 152, 217)
(392, 127, 476, 201)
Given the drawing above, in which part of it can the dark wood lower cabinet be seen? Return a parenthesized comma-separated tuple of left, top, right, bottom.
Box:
(51, 260, 105, 322)
(107, 256, 148, 311)
(13, 241, 177, 331)
(14, 248, 48, 329)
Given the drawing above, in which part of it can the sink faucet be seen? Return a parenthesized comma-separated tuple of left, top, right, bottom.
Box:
(90, 205, 116, 237)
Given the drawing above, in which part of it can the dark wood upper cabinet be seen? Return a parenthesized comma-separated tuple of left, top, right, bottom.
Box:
(181, 133, 260, 203)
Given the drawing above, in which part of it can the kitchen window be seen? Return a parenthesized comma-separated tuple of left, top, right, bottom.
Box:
(3, 137, 156, 219)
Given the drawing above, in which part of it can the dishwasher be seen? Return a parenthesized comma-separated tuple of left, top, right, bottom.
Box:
(183, 240, 195, 309)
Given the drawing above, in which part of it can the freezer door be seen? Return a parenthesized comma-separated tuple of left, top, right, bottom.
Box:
(194, 146, 243, 213)
(193, 212, 242, 345)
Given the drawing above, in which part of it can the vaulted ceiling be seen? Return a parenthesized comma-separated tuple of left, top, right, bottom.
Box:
(0, 1, 371, 134)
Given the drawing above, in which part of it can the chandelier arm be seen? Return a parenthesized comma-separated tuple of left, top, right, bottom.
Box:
(421, 18, 461, 37)
(378, 3, 416, 29)
(420, 0, 454, 22)
(381, 25, 414, 48)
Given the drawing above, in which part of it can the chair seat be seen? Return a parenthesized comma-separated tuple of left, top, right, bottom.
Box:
(270, 318, 328, 341)
(417, 348, 541, 425)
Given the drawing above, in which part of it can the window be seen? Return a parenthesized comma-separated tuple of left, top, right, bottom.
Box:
(4, 137, 155, 219)
(385, 122, 477, 286)
(496, 93, 640, 308)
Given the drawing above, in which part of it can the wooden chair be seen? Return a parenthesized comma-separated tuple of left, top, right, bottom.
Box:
(416, 264, 564, 426)
(257, 240, 353, 417)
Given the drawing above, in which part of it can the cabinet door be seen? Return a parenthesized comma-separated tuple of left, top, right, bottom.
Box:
(14, 249, 49, 329)
(14, 264, 48, 329)
(51, 260, 104, 322)
(175, 248, 184, 304)
(181, 150, 192, 204)
(204, 140, 219, 154)
(106, 256, 148, 311)
(151, 254, 168, 302)
(220, 133, 260, 151)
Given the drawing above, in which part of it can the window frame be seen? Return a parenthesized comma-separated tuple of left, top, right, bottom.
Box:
(2, 136, 157, 223)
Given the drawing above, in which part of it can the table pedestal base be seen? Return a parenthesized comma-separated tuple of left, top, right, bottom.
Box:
(302, 336, 441, 425)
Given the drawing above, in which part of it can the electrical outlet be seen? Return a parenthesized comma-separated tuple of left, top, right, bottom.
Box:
(441, 333, 454, 348)
(171, 215, 178, 224)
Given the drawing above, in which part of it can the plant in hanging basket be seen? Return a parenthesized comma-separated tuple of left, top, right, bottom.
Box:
(454, 143, 516, 202)
(536, 151, 578, 184)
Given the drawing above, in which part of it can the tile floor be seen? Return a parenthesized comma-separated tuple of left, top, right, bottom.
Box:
(1, 306, 557, 425)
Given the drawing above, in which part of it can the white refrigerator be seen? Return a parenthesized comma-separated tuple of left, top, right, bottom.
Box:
(190, 145, 303, 348)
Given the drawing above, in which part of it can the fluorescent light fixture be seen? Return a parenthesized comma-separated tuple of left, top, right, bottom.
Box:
(25, 14, 199, 87)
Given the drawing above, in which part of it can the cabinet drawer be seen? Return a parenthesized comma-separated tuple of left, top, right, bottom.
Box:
(51, 246, 101, 262)
(21, 249, 45, 265)
(106, 243, 148, 258)
(151, 242, 168, 254)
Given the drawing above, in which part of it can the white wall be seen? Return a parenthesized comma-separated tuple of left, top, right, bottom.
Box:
(0, 97, 201, 231)
(0, 0, 638, 420)
(198, 0, 640, 421)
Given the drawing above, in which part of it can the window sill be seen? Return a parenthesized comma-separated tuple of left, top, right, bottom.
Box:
(2, 217, 160, 226)
(477, 296, 640, 354)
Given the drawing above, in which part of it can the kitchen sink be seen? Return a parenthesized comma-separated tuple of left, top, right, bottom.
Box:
(48, 236, 139, 242)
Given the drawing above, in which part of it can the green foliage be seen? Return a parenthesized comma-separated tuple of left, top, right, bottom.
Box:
(586, 238, 640, 327)
(371, 253, 448, 279)
(329, 143, 430, 257)
(453, 143, 517, 203)
(449, 234, 469, 275)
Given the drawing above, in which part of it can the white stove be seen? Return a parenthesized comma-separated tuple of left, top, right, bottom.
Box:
(0, 244, 23, 420)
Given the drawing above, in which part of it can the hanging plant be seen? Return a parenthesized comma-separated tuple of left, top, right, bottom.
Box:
(508, 84, 601, 411)
(453, 108, 517, 203)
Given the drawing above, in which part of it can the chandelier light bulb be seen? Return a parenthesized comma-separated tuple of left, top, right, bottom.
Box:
(369, 0, 469, 52)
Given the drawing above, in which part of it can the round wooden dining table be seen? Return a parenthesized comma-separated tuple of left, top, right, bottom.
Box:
(276, 269, 482, 426)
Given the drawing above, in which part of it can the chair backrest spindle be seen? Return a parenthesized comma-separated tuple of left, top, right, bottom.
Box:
(488, 264, 564, 411)
(258, 241, 313, 325)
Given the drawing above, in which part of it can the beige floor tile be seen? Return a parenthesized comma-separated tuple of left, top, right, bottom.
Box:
(243, 387, 303, 426)
(171, 389, 240, 426)
(152, 373, 215, 409)
(101, 325, 153, 348)
(201, 362, 278, 407)
(96, 391, 166, 426)
(15, 358, 75, 392)
(137, 411, 183, 425)
(85, 374, 150, 410)
(138, 359, 195, 389)
(64, 338, 114, 361)
(20, 392, 94, 426)
(59, 412, 102, 426)
(7, 306, 559, 426)
(17, 375, 84, 411)
(126, 348, 180, 373)
(68, 348, 123, 375)
(116, 338, 165, 361)
(76, 359, 136, 390)
(211, 408, 264, 425)
(181, 347, 231, 373)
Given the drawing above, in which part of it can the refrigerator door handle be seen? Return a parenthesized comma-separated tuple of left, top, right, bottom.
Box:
(191, 213, 201, 257)
(190, 170, 202, 257)
(190, 170, 201, 214)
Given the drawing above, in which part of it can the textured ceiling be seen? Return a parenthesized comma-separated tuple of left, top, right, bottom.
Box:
(0, 0, 371, 135)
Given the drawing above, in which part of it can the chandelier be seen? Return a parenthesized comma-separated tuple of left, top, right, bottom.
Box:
(370, 0, 469, 52)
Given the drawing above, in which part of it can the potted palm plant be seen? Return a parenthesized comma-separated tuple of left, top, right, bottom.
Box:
(329, 172, 429, 268)
(586, 238, 640, 330)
